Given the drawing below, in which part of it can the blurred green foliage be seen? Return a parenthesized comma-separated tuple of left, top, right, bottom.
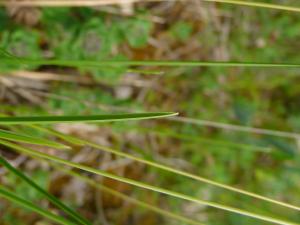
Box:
(2, 170, 49, 225)
(1, 3, 300, 225)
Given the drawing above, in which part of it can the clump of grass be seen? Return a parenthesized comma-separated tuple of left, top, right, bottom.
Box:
(1, 53, 300, 224)
(0, 113, 177, 225)
(2, 0, 300, 13)
(0, 139, 297, 225)
(0, 186, 74, 225)
(1, 1, 300, 224)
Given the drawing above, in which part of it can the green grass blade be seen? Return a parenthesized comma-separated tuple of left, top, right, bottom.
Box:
(127, 68, 164, 75)
(169, 117, 300, 139)
(30, 126, 300, 213)
(86, 143, 300, 213)
(54, 165, 204, 225)
(0, 140, 297, 225)
(0, 48, 14, 58)
(0, 156, 91, 225)
(0, 129, 70, 149)
(0, 48, 26, 68)
(2, 0, 300, 13)
(0, 0, 171, 7)
(0, 185, 75, 225)
(130, 127, 272, 152)
(0, 112, 177, 125)
(204, 0, 300, 13)
(2, 58, 300, 69)
(29, 125, 86, 145)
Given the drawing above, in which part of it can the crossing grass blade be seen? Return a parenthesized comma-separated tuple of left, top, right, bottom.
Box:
(169, 116, 300, 139)
(29, 125, 86, 145)
(0, 140, 298, 225)
(0, 0, 171, 7)
(0, 48, 14, 58)
(0, 129, 70, 149)
(52, 165, 204, 225)
(2, 58, 300, 69)
(127, 127, 272, 152)
(0, 185, 75, 225)
(28, 125, 300, 212)
(0, 112, 178, 125)
(204, 0, 300, 13)
(1, 0, 300, 13)
(0, 156, 91, 225)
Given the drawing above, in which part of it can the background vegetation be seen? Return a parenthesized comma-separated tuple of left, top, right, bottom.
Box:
(1, 1, 300, 225)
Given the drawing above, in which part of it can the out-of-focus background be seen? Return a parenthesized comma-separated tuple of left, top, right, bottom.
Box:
(1, 1, 300, 224)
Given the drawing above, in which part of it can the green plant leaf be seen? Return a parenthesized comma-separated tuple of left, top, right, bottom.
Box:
(0, 156, 91, 225)
(0, 140, 297, 225)
(0, 112, 178, 125)
(54, 165, 204, 225)
(169, 116, 300, 139)
(2, 0, 300, 12)
(2, 58, 300, 69)
(0, 185, 75, 225)
(30, 125, 300, 213)
(0, 129, 70, 149)
(204, 0, 300, 12)
(130, 127, 271, 152)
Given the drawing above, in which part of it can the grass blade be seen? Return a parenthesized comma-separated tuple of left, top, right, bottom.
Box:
(169, 116, 300, 139)
(0, 129, 70, 149)
(2, 0, 300, 13)
(0, 0, 171, 7)
(204, 0, 300, 13)
(0, 185, 75, 225)
(0, 140, 297, 225)
(2, 58, 300, 69)
(29, 125, 86, 145)
(0, 112, 178, 125)
(54, 165, 204, 225)
(0, 156, 91, 225)
(30, 126, 300, 213)
(129, 127, 272, 152)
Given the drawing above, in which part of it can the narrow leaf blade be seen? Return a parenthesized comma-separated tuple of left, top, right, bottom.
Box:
(0, 140, 296, 225)
(0, 185, 74, 225)
(0, 156, 91, 225)
(0, 112, 178, 125)
(0, 129, 70, 149)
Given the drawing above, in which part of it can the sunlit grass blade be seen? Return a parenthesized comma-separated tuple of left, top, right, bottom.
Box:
(129, 127, 272, 152)
(2, 0, 300, 13)
(2, 58, 300, 69)
(0, 112, 178, 125)
(169, 116, 300, 139)
(0, 129, 70, 149)
(0, 185, 75, 225)
(204, 0, 300, 13)
(53, 165, 204, 225)
(30, 126, 300, 213)
(127, 68, 164, 75)
(29, 125, 86, 145)
(0, 156, 91, 225)
(0, 48, 26, 67)
(0, 140, 297, 225)
(0, 48, 14, 58)
(0, 0, 171, 7)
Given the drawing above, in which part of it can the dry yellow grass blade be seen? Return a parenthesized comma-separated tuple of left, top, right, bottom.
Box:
(1, 0, 300, 13)
(205, 0, 300, 13)
(0, 0, 168, 7)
